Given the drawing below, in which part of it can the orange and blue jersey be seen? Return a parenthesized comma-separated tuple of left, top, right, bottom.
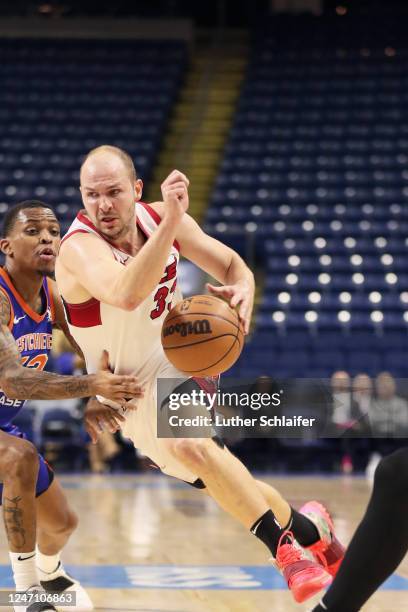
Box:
(0, 267, 55, 427)
(0, 267, 55, 500)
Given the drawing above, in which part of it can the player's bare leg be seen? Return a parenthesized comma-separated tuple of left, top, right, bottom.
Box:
(36, 479, 78, 556)
(0, 432, 39, 590)
(0, 432, 58, 610)
(175, 440, 272, 526)
(36, 479, 94, 611)
(168, 437, 332, 602)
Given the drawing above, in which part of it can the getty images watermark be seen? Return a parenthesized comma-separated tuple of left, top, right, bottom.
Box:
(157, 378, 325, 439)
(156, 377, 408, 439)
(166, 387, 315, 429)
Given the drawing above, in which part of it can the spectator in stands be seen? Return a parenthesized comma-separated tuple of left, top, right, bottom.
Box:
(330, 371, 361, 473)
(352, 373, 373, 416)
(350, 373, 372, 435)
(330, 371, 356, 428)
(369, 372, 408, 438)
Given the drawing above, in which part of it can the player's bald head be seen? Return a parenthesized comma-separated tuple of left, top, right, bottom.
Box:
(80, 145, 137, 185)
(80, 146, 143, 237)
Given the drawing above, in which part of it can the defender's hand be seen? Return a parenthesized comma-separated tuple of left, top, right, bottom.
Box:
(207, 281, 254, 335)
(92, 350, 144, 402)
(85, 397, 125, 443)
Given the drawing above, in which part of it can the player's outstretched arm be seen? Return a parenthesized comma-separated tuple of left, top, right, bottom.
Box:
(58, 170, 190, 310)
(176, 214, 255, 334)
(0, 292, 143, 401)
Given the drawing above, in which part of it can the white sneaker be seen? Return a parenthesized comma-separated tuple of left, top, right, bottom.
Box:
(39, 563, 93, 611)
(13, 585, 57, 611)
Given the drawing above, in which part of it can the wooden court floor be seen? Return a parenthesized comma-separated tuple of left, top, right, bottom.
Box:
(0, 474, 406, 612)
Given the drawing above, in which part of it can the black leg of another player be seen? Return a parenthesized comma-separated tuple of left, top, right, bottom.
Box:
(313, 447, 408, 612)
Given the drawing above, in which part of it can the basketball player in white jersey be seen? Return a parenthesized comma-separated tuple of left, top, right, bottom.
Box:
(55, 145, 345, 604)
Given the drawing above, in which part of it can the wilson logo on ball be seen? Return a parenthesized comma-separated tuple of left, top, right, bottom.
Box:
(162, 294, 244, 376)
(163, 319, 212, 338)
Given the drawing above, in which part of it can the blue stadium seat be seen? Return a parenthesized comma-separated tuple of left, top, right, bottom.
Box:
(206, 17, 408, 377)
(0, 38, 187, 216)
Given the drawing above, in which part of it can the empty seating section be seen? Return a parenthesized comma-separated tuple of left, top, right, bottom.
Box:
(0, 38, 187, 234)
(206, 16, 408, 377)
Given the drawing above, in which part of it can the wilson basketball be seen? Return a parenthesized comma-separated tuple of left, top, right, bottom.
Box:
(161, 295, 245, 376)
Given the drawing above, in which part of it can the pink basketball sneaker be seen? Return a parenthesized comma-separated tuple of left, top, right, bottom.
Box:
(299, 501, 346, 577)
(274, 531, 332, 603)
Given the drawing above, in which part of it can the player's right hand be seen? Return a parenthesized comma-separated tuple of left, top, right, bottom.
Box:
(92, 350, 144, 402)
(161, 169, 190, 220)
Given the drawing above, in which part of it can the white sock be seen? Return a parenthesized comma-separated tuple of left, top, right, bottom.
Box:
(36, 548, 61, 575)
(9, 551, 38, 591)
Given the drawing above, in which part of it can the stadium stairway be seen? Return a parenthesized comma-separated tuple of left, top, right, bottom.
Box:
(146, 30, 248, 222)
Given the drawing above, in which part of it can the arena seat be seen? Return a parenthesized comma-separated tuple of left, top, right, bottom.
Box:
(0, 38, 187, 235)
(206, 15, 408, 377)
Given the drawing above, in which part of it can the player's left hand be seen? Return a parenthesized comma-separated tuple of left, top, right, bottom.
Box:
(85, 397, 126, 443)
(206, 280, 254, 335)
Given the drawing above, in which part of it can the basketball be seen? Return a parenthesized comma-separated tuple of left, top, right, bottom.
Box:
(161, 294, 245, 376)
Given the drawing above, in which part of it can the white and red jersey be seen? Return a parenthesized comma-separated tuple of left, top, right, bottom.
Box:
(61, 202, 181, 386)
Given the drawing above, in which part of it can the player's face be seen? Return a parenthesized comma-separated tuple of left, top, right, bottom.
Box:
(80, 156, 143, 240)
(0, 208, 60, 276)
